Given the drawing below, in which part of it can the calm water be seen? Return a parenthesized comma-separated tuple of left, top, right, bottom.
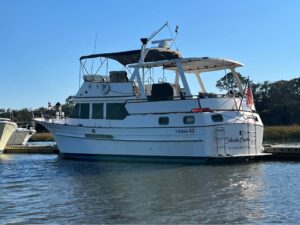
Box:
(1, 155, 300, 224)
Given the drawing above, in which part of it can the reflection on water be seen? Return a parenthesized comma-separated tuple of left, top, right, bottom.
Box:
(1, 154, 300, 224)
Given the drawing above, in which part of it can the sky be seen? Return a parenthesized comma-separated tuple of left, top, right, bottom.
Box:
(1, 0, 300, 109)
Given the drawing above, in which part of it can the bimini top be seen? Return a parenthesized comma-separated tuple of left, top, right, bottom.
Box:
(130, 57, 243, 73)
(80, 48, 182, 66)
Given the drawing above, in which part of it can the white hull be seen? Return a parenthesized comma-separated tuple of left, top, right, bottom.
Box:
(40, 115, 264, 161)
(0, 121, 18, 152)
(7, 128, 36, 145)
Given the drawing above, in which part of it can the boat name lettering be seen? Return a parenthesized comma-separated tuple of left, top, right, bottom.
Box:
(175, 128, 194, 134)
(225, 137, 249, 143)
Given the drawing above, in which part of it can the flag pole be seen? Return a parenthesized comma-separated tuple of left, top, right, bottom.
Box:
(238, 77, 250, 111)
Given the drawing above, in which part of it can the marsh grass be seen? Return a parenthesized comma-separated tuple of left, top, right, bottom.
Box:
(264, 126, 300, 143)
(29, 132, 54, 142)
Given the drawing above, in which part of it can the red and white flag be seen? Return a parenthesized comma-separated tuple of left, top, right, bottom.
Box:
(244, 83, 254, 107)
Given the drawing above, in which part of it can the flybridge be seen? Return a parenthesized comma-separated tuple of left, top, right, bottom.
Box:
(78, 22, 245, 98)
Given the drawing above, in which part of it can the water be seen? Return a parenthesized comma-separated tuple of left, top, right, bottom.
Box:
(1, 155, 300, 224)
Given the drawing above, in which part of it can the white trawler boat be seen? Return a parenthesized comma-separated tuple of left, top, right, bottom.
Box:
(35, 24, 265, 161)
(0, 118, 17, 152)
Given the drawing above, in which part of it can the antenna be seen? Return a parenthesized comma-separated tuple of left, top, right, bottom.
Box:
(91, 33, 98, 74)
(139, 22, 169, 63)
(148, 21, 168, 41)
(93, 33, 98, 54)
(168, 24, 179, 50)
(140, 22, 168, 47)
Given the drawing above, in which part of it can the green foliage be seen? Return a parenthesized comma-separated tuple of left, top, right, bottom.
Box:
(0, 96, 75, 123)
(216, 72, 248, 92)
(253, 78, 300, 125)
(62, 95, 74, 117)
(0, 108, 33, 124)
(65, 95, 74, 106)
(215, 74, 300, 125)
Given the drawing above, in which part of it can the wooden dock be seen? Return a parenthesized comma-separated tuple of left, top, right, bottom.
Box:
(4, 144, 59, 154)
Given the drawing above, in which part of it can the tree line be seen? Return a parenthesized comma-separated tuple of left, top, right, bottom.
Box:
(0, 76, 299, 126)
(0, 96, 74, 126)
(217, 73, 300, 125)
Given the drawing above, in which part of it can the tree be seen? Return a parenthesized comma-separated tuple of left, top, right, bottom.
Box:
(216, 72, 248, 93)
(253, 79, 300, 125)
(65, 95, 74, 105)
(62, 95, 75, 117)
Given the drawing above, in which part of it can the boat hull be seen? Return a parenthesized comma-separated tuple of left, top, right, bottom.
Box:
(0, 122, 18, 152)
(40, 121, 265, 161)
(7, 128, 36, 145)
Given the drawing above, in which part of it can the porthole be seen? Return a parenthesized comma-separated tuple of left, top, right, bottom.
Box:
(183, 116, 195, 124)
(159, 117, 169, 125)
(211, 114, 223, 122)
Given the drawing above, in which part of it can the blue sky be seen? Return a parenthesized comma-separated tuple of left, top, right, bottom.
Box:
(1, 0, 299, 109)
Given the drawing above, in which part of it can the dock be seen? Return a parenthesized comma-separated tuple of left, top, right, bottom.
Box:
(4, 144, 59, 154)
(264, 144, 300, 158)
(3, 143, 300, 158)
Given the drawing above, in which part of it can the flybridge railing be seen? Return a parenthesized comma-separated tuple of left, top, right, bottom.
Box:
(80, 57, 109, 81)
(125, 93, 243, 103)
(79, 56, 135, 87)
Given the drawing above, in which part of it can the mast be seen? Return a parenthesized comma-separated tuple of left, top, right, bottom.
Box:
(130, 22, 169, 98)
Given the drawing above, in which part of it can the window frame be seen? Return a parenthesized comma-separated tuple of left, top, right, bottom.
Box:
(106, 103, 128, 120)
(79, 103, 90, 119)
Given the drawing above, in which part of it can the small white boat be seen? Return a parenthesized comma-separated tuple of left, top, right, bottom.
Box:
(0, 118, 17, 152)
(35, 23, 265, 162)
(7, 125, 36, 146)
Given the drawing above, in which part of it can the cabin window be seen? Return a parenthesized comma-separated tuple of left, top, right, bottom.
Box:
(183, 116, 195, 124)
(69, 104, 80, 118)
(106, 103, 128, 120)
(92, 103, 104, 119)
(159, 117, 169, 125)
(211, 114, 223, 122)
(80, 103, 90, 119)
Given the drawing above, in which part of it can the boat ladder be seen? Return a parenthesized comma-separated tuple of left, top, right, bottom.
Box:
(247, 124, 257, 155)
(215, 127, 226, 156)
